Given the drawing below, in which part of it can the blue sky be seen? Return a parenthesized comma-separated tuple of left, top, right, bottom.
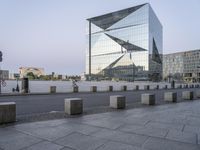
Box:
(0, 0, 200, 75)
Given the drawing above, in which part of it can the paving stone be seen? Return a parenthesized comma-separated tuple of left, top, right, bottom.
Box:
(24, 141, 63, 150)
(198, 133, 200, 144)
(13, 119, 68, 130)
(55, 132, 106, 150)
(96, 141, 144, 150)
(60, 148, 74, 150)
(0, 128, 42, 150)
(122, 116, 150, 126)
(143, 137, 200, 150)
(59, 123, 102, 135)
(16, 125, 73, 141)
(186, 116, 200, 126)
(91, 128, 148, 147)
(119, 124, 168, 138)
(145, 121, 184, 131)
(82, 118, 124, 129)
(184, 125, 200, 134)
(166, 130, 197, 144)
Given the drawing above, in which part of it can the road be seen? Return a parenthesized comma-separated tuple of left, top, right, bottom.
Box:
(0, 88, 198, 116)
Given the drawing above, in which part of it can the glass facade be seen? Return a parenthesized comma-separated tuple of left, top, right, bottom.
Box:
(86, 3, 163, 81)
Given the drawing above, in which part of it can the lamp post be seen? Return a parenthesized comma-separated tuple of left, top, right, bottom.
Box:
(197, 65, 200, 83)
(0, 51, 3, 94)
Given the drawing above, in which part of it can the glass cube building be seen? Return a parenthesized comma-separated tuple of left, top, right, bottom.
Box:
(86, 3, 163, 81)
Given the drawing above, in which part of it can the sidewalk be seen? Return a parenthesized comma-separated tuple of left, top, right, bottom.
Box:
(1, 100, 200, 150)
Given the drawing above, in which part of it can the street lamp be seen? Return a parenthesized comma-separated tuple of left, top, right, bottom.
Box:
(0, 51, 3, 94)
(197, 65, 200, 83)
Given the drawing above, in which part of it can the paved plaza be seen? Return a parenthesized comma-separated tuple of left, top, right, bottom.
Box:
(1, 99, 200, 150)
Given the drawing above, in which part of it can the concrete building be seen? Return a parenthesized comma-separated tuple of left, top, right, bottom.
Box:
(0, 70, 9, 80)
(86, 3, 163, 81)
(19, 67, 45, 78)
(163, 49, 200, 82)
(9, 73, 20, 80)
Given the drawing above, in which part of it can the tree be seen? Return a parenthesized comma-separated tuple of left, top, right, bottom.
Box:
(26, 72, 36, 80)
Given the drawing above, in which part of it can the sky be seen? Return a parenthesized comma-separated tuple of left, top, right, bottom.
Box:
(0, 0, 200, 75)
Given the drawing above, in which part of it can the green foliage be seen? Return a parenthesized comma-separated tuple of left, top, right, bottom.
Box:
(26, 72, 36, 80)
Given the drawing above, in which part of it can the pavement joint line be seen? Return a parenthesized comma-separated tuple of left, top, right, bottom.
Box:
(182, 124, 186, 132)
(164, 129, 170, 138)
(19, 140, 46, 150)
(144, 120, 151, 126)
(49, 136, 77, 150)
(195, 133, 198, 144)
(90, 130, 148, 147)
(94, 140, 111, 150)
(14, 128, 53, 142)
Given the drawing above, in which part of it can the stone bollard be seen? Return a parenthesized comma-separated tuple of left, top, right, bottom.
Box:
(164, 85, 168, 89)
(121, 86, 127, 91)
(182, 91, 194, 100)
(164, 92, 177, 102)
(144, 85, 150, 90)
(0, 102, 16, 124)
(91, 86, 97, 92)
(156, 85, 159, 90)
(73, 86, 79, 93)
(64, 98, 83, 115)
(110, 95, 126, 109)
(141, 94, 156, 105)
(108, 86, 113, 92)
(196, 90, 200, 98)
(50, 86, 56, 93)
(135, 85, 139, 90)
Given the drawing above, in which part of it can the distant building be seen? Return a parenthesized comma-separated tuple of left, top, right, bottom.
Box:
(19, 67, 45, 78)
(86, 3, 163, 81)
(9, 73, 20, 80)
(54, 74, 66, 80)
(0, 70, 9, 80)
(163, 49, 200, 82)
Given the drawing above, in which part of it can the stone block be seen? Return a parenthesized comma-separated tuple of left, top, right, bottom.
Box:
(91, 86, 97, 92)
(0, 102, 16, 124)
(164, 92, 177, 102)
(64, 98, 83, 115)
(50, 86, 56, 93)
(121, 86, 127, 91)
(110, 95, 126, 109)
(73, 86, 79, 93)
(141, 94, 155, 105)
(144, 85, 150, 90)
(196, 90, 200, 98)
(108, 86, 113, 92)
(182, 91, 194, 100)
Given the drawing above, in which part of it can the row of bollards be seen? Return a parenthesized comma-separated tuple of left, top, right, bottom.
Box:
(64, 90, 198, 115)
(0, 90, 198, 124)
(49, 84, 200, 93)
